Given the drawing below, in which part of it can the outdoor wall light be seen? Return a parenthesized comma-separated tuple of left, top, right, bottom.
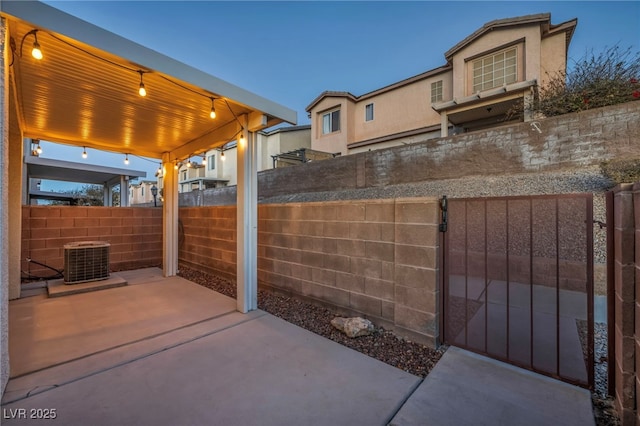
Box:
(138, 70, 147, 97)
(239, 134, 246, 147)
(20, 29, 43, 60)
(210, 98, 217, 119)
(124, 153, 130, 165)
(31, 32, 43, 60)
(82, 147, 87, 159)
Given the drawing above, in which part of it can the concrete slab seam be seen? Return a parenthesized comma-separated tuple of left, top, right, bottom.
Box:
(6, 311, 267, 403)
(384, 376, 425, 426)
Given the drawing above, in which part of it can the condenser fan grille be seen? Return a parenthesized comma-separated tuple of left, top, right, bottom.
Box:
(63, 241, 110, 284)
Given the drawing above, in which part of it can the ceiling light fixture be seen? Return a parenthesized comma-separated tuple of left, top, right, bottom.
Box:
(201, 155, 207, 166)
(36, 142, 42, 155)
(156, 164, 162, 176)
(31, 30, 43, 60)
(174, 162, 179, 170)
(82, 147, 87, 159)
(209, 97, 217, 119)
(124, 153, 129, 165)
(186, 159, 192, 168)
(220, 150, 225, 161)
(138, 70, 147, 97)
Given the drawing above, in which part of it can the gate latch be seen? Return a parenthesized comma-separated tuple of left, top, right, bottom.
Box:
(439, 195, 448, 232)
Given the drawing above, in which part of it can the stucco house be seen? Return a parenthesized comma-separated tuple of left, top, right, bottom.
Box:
(129, 180, 159, 205)
(306, 13, 577, 155)
(167, 124, 311, 193)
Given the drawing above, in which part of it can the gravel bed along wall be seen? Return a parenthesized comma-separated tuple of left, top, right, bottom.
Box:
(177, 266, 446, 378)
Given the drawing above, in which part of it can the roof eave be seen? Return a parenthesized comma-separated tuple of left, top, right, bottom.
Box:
(444, 13, 551, 60)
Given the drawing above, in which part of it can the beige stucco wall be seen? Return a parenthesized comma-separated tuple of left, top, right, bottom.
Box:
(450, 24, 541, 99)
(311, 97, 354, 155)
(540, 32, 568, 89)
(351, 74, 450, 143)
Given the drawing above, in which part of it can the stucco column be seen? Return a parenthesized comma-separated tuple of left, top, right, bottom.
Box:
(236, 119, 257, 313)
(1, 15, 11, 396)
(440, 111, 449, 137)
(162, 154, 178, 276)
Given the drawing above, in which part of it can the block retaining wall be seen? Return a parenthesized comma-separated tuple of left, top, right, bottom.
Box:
(181, 101, 640, 206)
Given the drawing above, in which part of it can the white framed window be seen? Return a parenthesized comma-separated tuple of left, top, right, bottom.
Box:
(141, 186, 144, 197)
(208, 155, 215, 170)
(472, 47, 517, 93)
(431, 80, 443, 103)
(181, 171, 187, 181)
(365, 103, 374, 122)
(322, 109, 340, 134)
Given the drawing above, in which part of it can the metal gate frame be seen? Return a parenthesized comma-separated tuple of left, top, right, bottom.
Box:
(441, 194, 594, 389)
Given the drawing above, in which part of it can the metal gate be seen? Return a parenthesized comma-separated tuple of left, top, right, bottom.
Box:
(442, 194, 594, 388)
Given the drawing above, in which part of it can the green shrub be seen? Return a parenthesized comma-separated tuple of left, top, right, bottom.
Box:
(509, 45, 640, 119)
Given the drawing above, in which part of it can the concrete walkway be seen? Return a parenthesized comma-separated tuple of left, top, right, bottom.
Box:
(390, 346, 595, 426)
(2, 268, 596, 425)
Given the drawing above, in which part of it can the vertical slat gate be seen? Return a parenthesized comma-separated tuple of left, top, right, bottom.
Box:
(443, 194, 594, 388)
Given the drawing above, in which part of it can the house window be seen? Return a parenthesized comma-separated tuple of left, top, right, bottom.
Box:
(181, 171, 187, 181)
(322, 109, 340, 134)
(472, 47, 517, 93)
(365, 103, 374, 122)
(208, 155, 215, 170)
(141, 186, 144, 197)
(431, 80, 443, 103)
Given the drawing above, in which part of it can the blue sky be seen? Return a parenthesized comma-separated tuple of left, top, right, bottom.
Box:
(38, 1, 640, 190)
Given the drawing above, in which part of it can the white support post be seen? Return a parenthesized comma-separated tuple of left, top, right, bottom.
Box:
(1, 14, 11, 396)
(236, 120, 257, 313)
(103, 183, 111, 207)
(119, 176, 129, 207)
(162, 154, 178, 277)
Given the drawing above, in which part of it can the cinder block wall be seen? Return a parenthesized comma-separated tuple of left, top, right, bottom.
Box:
(612, 183, 637, 425)
(179, 206, 237, 281)
(178, 198, 441, 346)
(21, 206, 162, 278)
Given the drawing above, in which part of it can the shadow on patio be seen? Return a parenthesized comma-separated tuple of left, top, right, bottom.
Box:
(2, 268, 419, 425)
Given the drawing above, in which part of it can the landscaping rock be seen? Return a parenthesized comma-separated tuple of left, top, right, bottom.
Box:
(331, 317, 375, 338)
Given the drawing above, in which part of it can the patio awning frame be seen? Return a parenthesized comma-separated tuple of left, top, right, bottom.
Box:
(0, 1, 296, 324)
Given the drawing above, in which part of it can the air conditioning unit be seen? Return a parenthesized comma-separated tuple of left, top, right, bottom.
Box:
(63, 241, 110, 284)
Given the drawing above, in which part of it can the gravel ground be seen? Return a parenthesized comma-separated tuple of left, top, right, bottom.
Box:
(179, 266, 616, 424)
(178, 266, 447, 378)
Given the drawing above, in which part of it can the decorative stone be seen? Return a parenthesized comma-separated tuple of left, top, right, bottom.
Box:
(331, 317, 375, 338)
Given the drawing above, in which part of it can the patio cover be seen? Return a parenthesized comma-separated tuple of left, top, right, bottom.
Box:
(24, 155, 147, 206)
(0, 1, 296, 317)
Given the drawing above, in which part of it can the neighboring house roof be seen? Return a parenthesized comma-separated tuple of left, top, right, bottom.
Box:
(444, 13, 577, 60)
(262, 124, 311, 136)
(306, 91, 357, 112)
(305, 65, 452, 112)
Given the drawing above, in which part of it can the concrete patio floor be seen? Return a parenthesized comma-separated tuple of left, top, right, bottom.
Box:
(2, 268, 595, 425)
